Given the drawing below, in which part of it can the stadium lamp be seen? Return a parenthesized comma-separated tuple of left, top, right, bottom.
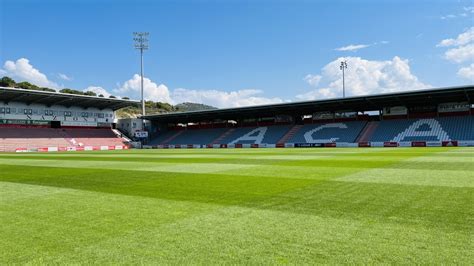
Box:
(340, 60, 348, 98)
(133, 32, 149, 118)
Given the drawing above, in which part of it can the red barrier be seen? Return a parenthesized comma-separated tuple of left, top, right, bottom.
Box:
(442, 141, 458, 147)
(58, 147, 67, 152)
(220, 144, 228, 148)
(358, 142, 371, 147)
(251, 144, 259, 148)
(235, 144, 243, 148)
(324, 143, 336, 147)
(411, 141, 426, 147)
(76, 147, 85, 151)
(187, 144, 194, 149)
(276, 143, 285, 148)
(384, 142, 398, 147)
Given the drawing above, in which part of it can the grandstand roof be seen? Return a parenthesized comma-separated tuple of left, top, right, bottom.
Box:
(144, 85, 474, 123)
(0, 87, 140, 110)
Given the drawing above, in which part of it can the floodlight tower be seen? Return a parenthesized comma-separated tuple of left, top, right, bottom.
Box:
(133, 32, 149, 116)
(340, 60, 348, 98)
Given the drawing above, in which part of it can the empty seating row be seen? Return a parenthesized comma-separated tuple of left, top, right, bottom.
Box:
(150, 115, 474, 145)
(370, 116, 474, 142)
(0, 127, 125, 152)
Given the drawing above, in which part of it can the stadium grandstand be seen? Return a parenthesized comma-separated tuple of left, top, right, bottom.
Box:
(0, 87, 139, 152)
(144, 85, 474, 148)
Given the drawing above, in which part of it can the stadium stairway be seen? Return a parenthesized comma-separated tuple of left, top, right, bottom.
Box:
(0, 128, 71, 152)
(162, 130, 185, 144)
(60, 128, 126, 147)
(56, 129, 78, 146)
(277, 125, 303, 144)
(145, 115, 474, 146)
(289, 121, 367, 143)
(169, 128, 228, 145)
(355, 121, 379, 142)
(368, 116, 474, 142)
(211, 128, 236, 144)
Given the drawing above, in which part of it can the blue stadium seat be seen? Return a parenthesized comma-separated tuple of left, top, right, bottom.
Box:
(289, 121, 367, 143)
(169, 128, 228, 145)
(369, 116, 474, 142)
(220, 125, 292, 144)
(148, 116, 474, 145)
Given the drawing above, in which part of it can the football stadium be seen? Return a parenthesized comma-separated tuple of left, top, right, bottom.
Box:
(2, 0, 474, 264)
(1, 84, 473, 264)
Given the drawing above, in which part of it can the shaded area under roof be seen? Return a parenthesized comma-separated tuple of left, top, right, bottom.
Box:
(0, 87, 140, 110)
(143, 86, 474, 123)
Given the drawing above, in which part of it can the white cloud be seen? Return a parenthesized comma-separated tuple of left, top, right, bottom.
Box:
(58, 73, 72, 81)
(113, 74, 284, 108)
(440, 6, 474, 20)
(444, 43, 474, 63)
(296, 56, 430, 100)
(441, 14, 457, 20)
(114, 74, 173, 103)
(84, 86, 111, 97)
(303, 74, 322, 86)
(437, 27, 474, 47)
(335, 41, 389, 52)
(171, 88, 284, 108)
(437, 27, 474, 77)
(335, 44, 370, 52)
(457, 63, 474, 80)
(2, 58, 58, 88)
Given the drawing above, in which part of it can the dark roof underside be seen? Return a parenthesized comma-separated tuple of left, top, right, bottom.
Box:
(0, 87, 140, 110)
(144, 86, 474, 123)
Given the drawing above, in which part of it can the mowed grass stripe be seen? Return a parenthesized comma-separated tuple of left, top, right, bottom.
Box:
(2, 181, 469, 264)
(0, 152, 471, 172)
(0, 165, 317, 205)
(1, 147, 473, 264)
(1, 165, 471, 231)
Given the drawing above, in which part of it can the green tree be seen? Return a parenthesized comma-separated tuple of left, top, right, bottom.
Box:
(0, 76, 16, 87)
(16, 81, 39, 90)
(40, 87, 56, 92)
(60, 88, 84, 95)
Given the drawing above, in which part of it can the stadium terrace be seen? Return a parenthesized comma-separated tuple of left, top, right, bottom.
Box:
(0, 87, 139, 152)
(142, 85, 474, 149)
(1, 85, 473, 152)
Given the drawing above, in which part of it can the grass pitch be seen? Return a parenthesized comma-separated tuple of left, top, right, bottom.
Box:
(1, 147, 473, 264)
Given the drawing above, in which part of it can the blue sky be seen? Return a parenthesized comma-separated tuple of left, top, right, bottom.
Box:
(1, 0, 473, 107)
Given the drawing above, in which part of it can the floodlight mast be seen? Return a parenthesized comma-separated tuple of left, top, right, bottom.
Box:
(133, 32, 149, 117)
(340, 61, 348, 98)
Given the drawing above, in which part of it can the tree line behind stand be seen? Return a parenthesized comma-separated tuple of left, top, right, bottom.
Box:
(1, 76, 216, 118)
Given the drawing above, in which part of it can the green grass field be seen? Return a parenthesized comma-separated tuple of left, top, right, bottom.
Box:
(1, 147, 473, 264)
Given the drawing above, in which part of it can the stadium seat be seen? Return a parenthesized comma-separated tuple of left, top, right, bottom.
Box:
(369, 116, 474, 142)
(146, 115, 474, 146)
(289, 121, 367, 143)
(0, 127, 126, 152)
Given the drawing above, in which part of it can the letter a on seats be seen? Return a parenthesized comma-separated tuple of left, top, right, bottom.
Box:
(392, 119, 450, 142)
(230, 127, 268, 144)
